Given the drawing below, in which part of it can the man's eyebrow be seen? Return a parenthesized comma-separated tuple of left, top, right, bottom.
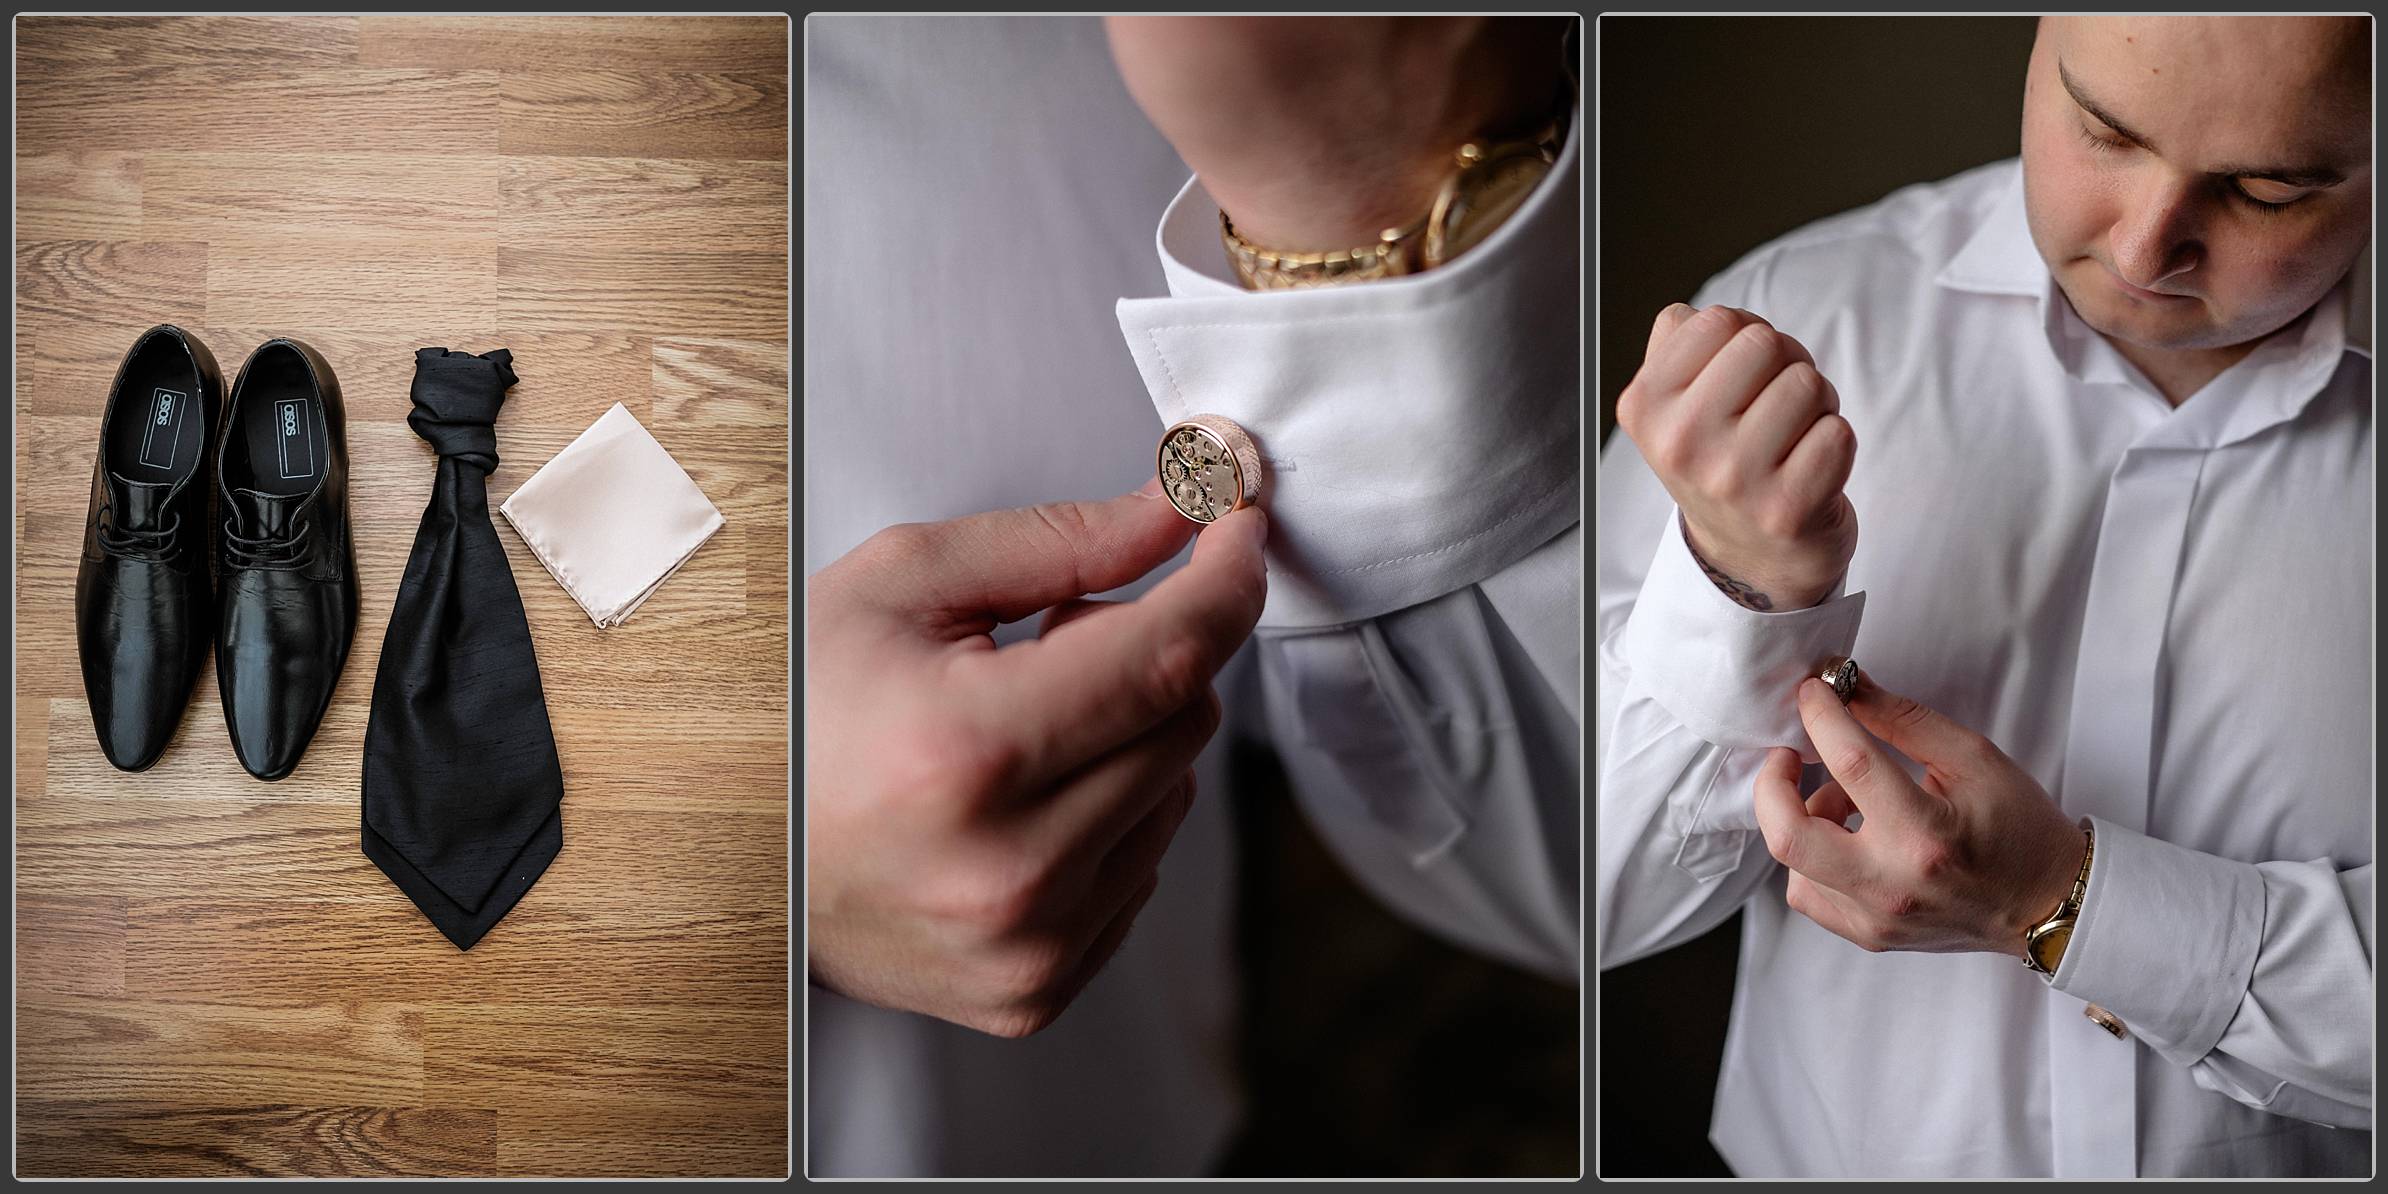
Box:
(2058, 61, 2158, 150)
(2057, 58, 2348, 189)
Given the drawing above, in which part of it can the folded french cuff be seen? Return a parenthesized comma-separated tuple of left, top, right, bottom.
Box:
(1619, 509, 1865, 759)
(2052, 816, 2267, 1064)
(1115, 104, 1583, 630)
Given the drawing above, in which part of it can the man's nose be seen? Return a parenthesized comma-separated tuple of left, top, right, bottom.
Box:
(2110, 173, 2205, 291)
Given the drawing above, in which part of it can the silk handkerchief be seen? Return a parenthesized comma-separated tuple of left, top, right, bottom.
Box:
(499, 402, 723, 628)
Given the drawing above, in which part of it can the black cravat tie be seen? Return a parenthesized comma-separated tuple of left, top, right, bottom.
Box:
(363, 347, 563, 950)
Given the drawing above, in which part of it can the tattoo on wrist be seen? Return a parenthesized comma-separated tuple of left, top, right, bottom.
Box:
(1686, 538, 1775, 611)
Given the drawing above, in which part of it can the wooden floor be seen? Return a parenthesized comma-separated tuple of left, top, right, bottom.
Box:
(13, 16, 789, 1178)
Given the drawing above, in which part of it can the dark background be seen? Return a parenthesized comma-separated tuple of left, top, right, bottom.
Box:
(1216, 740, 1578, 1177)
(1597, 15, 2041, 445)
(1595, 15, 2040, 1177)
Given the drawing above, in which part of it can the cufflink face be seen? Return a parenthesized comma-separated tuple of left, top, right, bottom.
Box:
(1819, 657, 1859, 704)
(1157, 415, 1263, 525)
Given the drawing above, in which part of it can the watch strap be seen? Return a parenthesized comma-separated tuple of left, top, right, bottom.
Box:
(1220, 210, 1419, 290)
(1221, 88, 1570, 291)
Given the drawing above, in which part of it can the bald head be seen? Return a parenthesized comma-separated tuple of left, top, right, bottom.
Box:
(2045, 16, 2367, 127)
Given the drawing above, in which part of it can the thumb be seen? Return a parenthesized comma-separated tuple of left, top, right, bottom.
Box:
(1843, 668, 1985, 773)
(1038, 596, 1119, 637)
(976, 500, 1268, 784)
(874, 477, 1196, 630)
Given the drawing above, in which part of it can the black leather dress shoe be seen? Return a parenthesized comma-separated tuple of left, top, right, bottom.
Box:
(216, 338, 357, 781)
(76, 325, 224, 771)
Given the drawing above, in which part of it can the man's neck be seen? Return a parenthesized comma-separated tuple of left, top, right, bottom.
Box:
(2105, 336, 2262, 408)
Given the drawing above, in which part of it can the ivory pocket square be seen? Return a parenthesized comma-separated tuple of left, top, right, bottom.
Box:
(499, 402, 724, 628)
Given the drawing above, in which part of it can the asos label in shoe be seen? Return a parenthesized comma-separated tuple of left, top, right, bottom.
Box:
(139, 388, 188, 471)
(276, 398, 316, 481)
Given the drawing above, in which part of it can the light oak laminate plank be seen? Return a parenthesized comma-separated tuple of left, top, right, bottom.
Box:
(422, 1005, 789, 1107)
(360, 15, 787, 73)
(18, 69, 498, 156)
(15, 1102, 497, 1178)
(15, 15, 361, 70)
(17, 153, 144, 241)
(497, 246, 786, 339)
(40, 697, 788, 813)
(498, 71, 786, 161)
(17, 896, 128, 998)
(17, 999, 426, 1105)
(17, 241, 208, 327)
(501, 155, 788, 254)
(123, 900, 787, 1011)
(143, 153, 503, 241)
(16, 796, 787, 917)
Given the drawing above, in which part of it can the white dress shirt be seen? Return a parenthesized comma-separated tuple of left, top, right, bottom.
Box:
(807, 15, 1582, 1176)
(1597, 157, 2372, 1178)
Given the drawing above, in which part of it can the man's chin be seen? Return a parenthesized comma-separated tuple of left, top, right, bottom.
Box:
(2058, 275, 2223, 352)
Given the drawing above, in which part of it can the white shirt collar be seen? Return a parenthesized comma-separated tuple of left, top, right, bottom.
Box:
(1935, 160, 2365, 450)
(1117, 106, 1582, 628)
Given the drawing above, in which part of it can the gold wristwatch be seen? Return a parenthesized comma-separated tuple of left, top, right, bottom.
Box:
(1221, 93, 1572, 290)
(2022, 822, 2096, 979)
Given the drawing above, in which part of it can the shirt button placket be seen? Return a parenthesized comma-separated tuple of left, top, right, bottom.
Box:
(2045, 444, 2205, 1178)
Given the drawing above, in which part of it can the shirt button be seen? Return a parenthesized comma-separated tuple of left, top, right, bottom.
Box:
(1158, 415, 1264, 525)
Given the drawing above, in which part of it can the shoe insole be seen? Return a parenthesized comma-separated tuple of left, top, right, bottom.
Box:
(107, 335, 204, 486)
(234, 346, 329, 499)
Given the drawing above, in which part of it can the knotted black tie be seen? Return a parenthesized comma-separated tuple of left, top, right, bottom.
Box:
(363, 347, 563, 950)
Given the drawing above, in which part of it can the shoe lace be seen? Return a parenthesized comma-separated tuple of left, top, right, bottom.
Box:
(224, 515, 312, 570)
(96, 506, 181, 562)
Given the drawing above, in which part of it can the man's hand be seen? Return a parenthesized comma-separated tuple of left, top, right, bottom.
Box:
(1104, 16, 1572, 250)
(1616, 304, 1858, 612)
(1750, 669, 2087, 957)
(806, 481, 1268, 1038)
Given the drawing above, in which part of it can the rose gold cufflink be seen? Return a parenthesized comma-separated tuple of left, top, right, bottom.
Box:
(1157, 415, 1263, 525)
(2085, 1003, 2128, 1040)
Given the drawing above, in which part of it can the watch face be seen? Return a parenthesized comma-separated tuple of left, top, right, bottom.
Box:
(2029, 922, 2072, 973)
(1435, 151, 1553, 264)
(1158, 427, 1239, 523)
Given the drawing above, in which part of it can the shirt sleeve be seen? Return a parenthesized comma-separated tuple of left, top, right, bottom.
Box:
(1595, 423, 1866, 969)
(1111, 107, 1582, 980)
(1592, 262, 1867, 971)
(2052, 820, 2373, 1128)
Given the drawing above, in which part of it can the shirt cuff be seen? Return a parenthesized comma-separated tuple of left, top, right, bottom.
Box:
(1618, 509, 1865, 759)
(2051, 817, 2267, 1063)
(1113, 102, 1582, 630)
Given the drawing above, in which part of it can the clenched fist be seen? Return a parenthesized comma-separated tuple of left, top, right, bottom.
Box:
(1615, 304, 1858, 611)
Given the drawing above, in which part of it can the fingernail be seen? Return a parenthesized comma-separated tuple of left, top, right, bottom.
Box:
(1135, 476, 1163, 498)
